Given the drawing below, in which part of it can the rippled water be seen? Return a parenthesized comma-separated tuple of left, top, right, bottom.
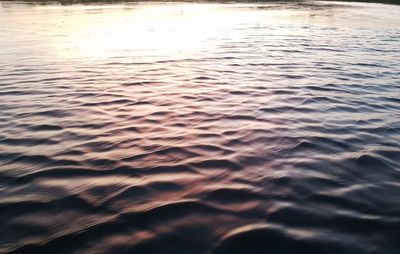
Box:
(1, 1, 400, 253)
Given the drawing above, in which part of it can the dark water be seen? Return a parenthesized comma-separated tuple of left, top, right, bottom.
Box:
(1, 1, 400, 253)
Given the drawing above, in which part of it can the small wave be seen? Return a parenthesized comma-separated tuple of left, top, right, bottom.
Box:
(1, 2, 400, 254)
(212, 223, 362, 254)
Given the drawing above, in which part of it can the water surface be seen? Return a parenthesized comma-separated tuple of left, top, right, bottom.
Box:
(0, 1, 400, 253)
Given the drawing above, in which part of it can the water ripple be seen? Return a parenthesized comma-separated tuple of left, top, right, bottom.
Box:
(0, 1, 400, 254)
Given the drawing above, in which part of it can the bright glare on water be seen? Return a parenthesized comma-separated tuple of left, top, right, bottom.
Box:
(0, 1, 400, 254)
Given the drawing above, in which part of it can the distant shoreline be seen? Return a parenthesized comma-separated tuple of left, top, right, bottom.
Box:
(1, 0, 399, 5)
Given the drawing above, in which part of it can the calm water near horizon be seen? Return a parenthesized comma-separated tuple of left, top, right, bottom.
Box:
(0, 1, 400, 253)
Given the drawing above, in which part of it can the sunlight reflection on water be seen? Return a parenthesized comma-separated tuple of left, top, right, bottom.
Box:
(0, 1, 400, 254)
